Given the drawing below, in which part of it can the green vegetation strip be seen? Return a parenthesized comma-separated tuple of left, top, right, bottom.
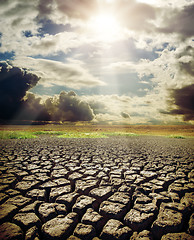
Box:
(0, 131, 189, 139)
(34, 131, 62, 135)
(58, 132, 139, 138)
(106, 132, 139, 137)
(0, 131, 142, 139)
(0, 131, 37, 139)
(167, 135, 186, 139)
(58, 132, 108, 138)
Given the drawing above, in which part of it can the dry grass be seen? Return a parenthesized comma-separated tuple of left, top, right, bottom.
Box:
(0, 124, 194, 137)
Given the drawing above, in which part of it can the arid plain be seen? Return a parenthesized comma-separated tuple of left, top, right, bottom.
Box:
(0, 125, 193, 239)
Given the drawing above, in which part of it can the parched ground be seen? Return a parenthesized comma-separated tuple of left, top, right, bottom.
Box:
(0, 136, 193, 240)
(1, 124, 194, 137)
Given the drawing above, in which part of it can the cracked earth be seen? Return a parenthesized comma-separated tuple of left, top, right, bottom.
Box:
(0, 136, 193, 240)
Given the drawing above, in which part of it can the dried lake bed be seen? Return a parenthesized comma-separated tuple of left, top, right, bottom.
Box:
(0, 135, 193, 239)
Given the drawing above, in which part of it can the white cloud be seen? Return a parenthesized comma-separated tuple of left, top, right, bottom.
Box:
(105, 38, 194, 89)
(29, 32, 84, 55)
(83, 93, 184, 124)
(97, 37, 194, 124)
(1, 32, 84, 57)
(1, 0, 193, 58)
(12, 57, 105, 89)
(0, 1, 39, 41)
(0, 0, 89, 56)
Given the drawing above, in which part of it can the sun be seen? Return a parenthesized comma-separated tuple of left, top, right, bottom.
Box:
(87, 13, 121, 42)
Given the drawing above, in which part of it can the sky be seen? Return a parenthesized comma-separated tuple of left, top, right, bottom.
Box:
(0, 0, 194, 125)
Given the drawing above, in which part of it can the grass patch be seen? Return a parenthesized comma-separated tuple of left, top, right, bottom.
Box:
(34, 131, 63, 136)
(33, 131, 140, 138)
(0, 129, 189, 139)
(168, 135, 186, 139)
(0, 131, 37, 139)
(58, 132, 108, 138)
(105, 132, 139, 137)
(0, 130, 140, 139)
(58, 131, 139, 138)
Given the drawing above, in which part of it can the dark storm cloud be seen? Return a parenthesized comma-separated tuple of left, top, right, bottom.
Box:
(162, 46, 194, 121)
(0, 62, 95, 122)
(163, 84, 194, 121)
(121, 112, 130, 118)
(47, 91, 94, 121)
(0, 62, 39, 120)
(19, 91, 94, 122)
(158, 4, 194, 38)
(17, 93, 50, 121)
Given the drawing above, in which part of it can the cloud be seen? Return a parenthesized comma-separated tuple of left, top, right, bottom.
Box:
(38, 0, 54, 16)
(1, 29, 83, 57)
(0, 0, 39, 37)
(55, 0, 98, 21)
(177, 46, 194, 77)
(84, 90, 189, 125)
(19, 91, 95, 122)
(0, 1, 86, 56)
(0, 0, 193, 125)
(1, 0, 193, 61)
(112, 1, 194, 40)
(87, 100, 107, 115)
(0, 62, 39, 120)
(164, 84, 194, 121)
(105, 41, 194, 88)
(17, 91, 95, 122)
(0, 62, 189, 124)
(104, 43, 194, 123)
(121, 112, 130, 118)
(13, 57, 105, 89)
(83, 94, 133, 123)
(48, 91, 94, 121)
(157, 4, 194, 38)
(16, 93, 50, 121)
(29, 32, 83, 56)
(0, 62, 95, 122)
(147, 0, 192, 8)
(116, 1, 157, 32)
(0, 0, 40, 55)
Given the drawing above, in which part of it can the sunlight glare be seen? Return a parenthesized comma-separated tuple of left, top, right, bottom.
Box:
(88, 13, 121, 42)
(136, 0, 157, 4)
(105, 0, 115, 2)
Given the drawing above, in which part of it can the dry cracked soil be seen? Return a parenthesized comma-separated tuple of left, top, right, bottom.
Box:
(0, 135, 193, 240)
